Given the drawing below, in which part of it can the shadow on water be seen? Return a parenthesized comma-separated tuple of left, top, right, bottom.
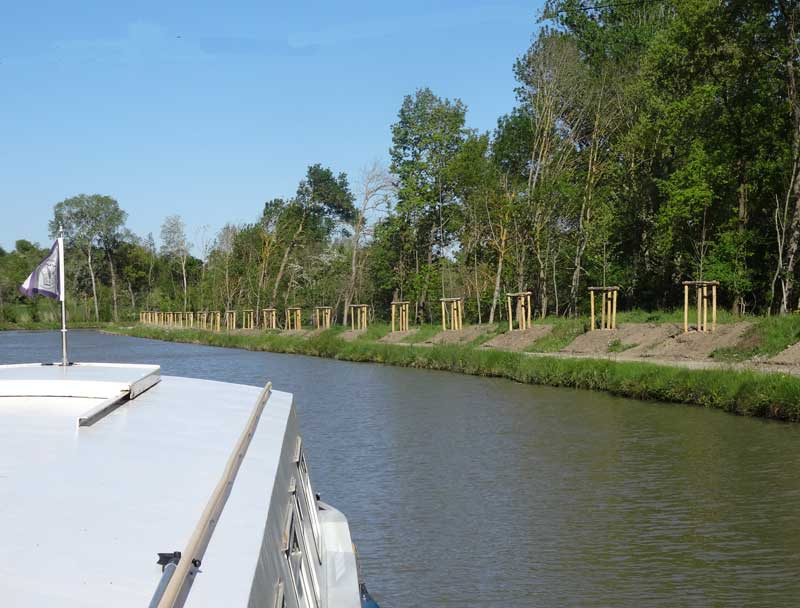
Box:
(3, 330, 800, 607)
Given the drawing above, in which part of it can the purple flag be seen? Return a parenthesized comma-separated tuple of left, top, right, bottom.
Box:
(20, 240, 61, 300)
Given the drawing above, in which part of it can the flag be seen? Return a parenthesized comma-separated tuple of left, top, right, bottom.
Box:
(20, 239, 62, 301)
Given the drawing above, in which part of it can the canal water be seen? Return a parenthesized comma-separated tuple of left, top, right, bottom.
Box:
(2, 330, 800, 606)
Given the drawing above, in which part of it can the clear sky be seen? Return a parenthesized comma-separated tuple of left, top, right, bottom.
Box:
(0, 1, 543, 253)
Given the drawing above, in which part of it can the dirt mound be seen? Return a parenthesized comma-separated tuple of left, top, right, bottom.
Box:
(339, 329, 365, 342)
(423, 325, 492, 346)
(280, 329, 309, 337)
(482, 326, 553, 351)
(379, 329, 419, 344)
(769, 342, 800, 365)
(639, 322, 751, 360)
(561, 323, 679, 355)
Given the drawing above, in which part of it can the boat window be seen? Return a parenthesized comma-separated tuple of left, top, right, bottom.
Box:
(285, 507, 319, 608)
(294, 491, 321, 601)
(273, 581, 285, 608)
(298, 451, 322, 556)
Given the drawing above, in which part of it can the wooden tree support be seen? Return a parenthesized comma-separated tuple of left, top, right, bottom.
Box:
(314, 306, 332, 330)
(242, 309, 255, 330)
(349, 304, 369, 331)
(211, 311, 221, 332)
(588, 286, 619, 331)
(682, 280, 718, 333)
(186, 312, 194, 328)
(286, 307, 302, 331)
(261, 308, 277, 330)
(505, 291, 532, 331)
(391, 301, 410, 332)
(224, 310, 237, 331)
(440, 297, 463, 331)
(196, 311, 208, 329)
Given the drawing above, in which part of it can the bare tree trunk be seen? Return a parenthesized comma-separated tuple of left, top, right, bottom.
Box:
(106, 249, 119, 321)
(128, 281, 136, 311)
(87, 246, 99, 321)
(488, 229, 507, 324)
(344, 216, 362, 326)
(474, 249, 482, 325)
(779, 2, 800, 313)
(181, 255, 188, 311)
(271, 218, 305, 306)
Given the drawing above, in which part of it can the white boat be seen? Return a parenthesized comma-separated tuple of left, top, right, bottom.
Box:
(0, 361, 377, 607)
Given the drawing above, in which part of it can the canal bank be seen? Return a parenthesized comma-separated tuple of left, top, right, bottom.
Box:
(105, 324, 800, 422)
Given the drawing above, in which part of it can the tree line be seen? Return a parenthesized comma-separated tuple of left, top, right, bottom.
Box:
(4, 0, 800, 325)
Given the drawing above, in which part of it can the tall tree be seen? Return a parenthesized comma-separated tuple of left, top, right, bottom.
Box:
(50, 194, 126, 321)
(160, 215, 191, 311)
(390, 88, 467, 320)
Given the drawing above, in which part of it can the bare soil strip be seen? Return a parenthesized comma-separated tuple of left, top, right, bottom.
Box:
(638, 322, 751, 360)
(481, 325, 552, 351)
(422, 325, 492, 345)
(561, 323, 680, 355)
(379, 329, 419, 344)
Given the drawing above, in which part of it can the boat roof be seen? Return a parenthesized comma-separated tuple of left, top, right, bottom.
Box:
(0, 362, 293, 607)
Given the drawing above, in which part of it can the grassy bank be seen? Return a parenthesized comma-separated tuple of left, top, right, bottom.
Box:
(713, 315, 800, 362)
(105, 324, 800, 422)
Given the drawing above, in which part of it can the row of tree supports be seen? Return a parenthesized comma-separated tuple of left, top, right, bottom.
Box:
(140, 306, 364, 331)
(140, 282, 721, 335)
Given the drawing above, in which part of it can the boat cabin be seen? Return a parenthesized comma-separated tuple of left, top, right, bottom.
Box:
(0, 362, 362, 607)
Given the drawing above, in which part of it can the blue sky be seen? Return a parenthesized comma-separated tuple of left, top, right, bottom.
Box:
(0, 1, 543, 253)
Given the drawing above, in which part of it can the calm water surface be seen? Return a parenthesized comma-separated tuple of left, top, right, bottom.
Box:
(3, 330, 800, 607)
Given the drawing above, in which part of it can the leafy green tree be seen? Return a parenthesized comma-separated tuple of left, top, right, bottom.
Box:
(50, 194, 127, 321)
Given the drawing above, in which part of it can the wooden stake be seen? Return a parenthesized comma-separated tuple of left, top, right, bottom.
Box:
(684, 284, 689, 333)
(527, 293, 532, 329)
(612, 290, 618, 330)
(712, 285, 717, 332)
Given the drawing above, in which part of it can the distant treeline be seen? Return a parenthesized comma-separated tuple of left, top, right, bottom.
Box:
(4, 1, 800, 324)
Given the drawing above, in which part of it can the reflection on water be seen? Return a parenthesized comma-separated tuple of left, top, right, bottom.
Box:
(3, 330, 800, 606)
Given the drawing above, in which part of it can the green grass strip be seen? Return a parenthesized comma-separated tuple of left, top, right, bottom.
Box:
(105, 324, 800, 422)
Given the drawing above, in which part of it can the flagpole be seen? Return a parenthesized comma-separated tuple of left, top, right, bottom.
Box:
(58, 224, 68, 367)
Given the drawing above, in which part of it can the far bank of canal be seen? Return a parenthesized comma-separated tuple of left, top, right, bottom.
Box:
(3, 329, 800, 606)
(105, 324, 800, 422)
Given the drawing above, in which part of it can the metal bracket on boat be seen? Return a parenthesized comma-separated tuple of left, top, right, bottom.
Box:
(157, 552, 182, 572)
